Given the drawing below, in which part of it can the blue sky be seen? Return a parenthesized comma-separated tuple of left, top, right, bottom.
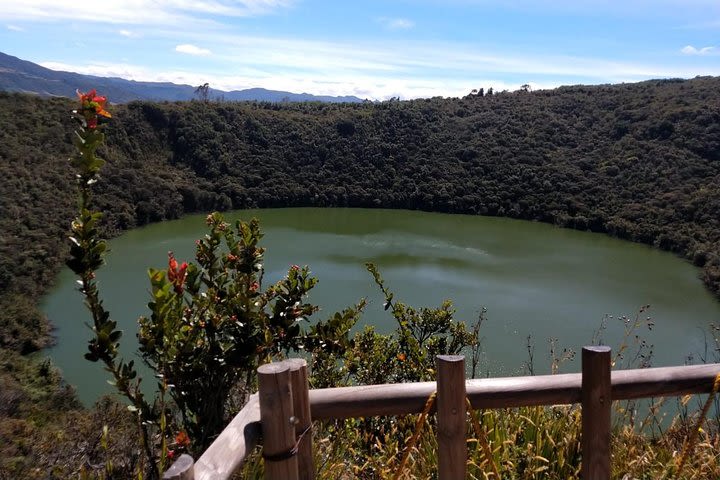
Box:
(1, 0, 719, 100)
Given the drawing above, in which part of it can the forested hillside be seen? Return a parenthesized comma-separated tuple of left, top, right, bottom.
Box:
(4, 77, 720, 310)
(1, 76, 720, 475)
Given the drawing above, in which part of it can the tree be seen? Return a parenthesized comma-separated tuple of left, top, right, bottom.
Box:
(194, 83, 210, 102)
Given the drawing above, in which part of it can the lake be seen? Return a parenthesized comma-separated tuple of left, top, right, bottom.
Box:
(43, 208, 720, 405)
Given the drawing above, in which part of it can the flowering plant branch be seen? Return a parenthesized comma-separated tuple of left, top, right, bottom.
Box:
(66, 89, 162, 479)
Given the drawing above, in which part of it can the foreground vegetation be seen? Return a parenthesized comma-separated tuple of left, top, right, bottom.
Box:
(238, 400, 720, 479)
(1, 76, 720, 477)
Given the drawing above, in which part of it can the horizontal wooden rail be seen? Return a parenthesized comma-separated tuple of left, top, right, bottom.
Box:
(611, 364, 720, 400)
(190, 394, 261, 480)
(309, 363, 720, 419)
(165, 362, 720, 479)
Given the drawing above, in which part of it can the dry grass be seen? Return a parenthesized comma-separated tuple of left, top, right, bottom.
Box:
(235, 399, 720, 479)
(237, 311, 720, 479)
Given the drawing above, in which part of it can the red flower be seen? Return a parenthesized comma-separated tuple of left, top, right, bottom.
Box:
(167, 449, 176, 460)
(76, 88, 111, 130)
(77, 89, 112, 118)
(167, 251, 188, 294)
(175, 431, 191, 448)
(249, 281, 259, 293)
(76, 88, 96, 104)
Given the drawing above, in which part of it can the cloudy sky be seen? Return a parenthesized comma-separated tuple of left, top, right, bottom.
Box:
(1, 0, 719, 100)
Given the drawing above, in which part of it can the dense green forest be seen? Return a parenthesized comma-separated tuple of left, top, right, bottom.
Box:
(1, 76, 719, 475)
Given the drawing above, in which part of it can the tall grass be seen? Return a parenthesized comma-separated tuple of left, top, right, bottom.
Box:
(237, 400, 719, 479)
(237, 311, 720, 479)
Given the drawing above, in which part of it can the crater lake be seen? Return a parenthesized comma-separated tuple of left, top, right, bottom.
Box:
(43, 208, 720, 404)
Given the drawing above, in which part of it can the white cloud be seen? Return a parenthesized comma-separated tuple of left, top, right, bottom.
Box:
(171, 0, 294, 16)
(29, 23, 720, 100)
(35, 59, 484, 99)
(38, 33, 718, 102)
(680, 45, 716, 55)
(0, 0, 293, 25)
(198, 32, 720, 82)
(378, 17, 415, 30)
(175, 44, 212, 56)
(119, 29, 137, 37)
(39, 61, 153, 80)
(6, 24, 24, 31)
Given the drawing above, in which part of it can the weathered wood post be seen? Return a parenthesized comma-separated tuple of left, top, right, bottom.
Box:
(436, 355, 467, 480)
(258, 361, 299, 480)
(287, 358, 314, 480)
(163, 453, 195, 480)
(581, 346, 612, 480)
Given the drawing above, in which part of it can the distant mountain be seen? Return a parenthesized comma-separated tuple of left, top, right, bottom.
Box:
(0, 51, 364, 103)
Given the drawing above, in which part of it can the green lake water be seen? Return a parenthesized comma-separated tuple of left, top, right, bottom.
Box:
(43, 208, 720, 405)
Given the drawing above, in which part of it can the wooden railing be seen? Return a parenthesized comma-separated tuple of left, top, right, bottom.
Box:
(163, 347, 720, 480)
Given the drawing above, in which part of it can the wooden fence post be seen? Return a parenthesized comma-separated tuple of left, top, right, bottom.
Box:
(287, 358, 314, 480)
(581, 346, 611, 480)
(163, 453, 194, 480)
(258, 361, 299, 480)
(436, 355, 467, 480)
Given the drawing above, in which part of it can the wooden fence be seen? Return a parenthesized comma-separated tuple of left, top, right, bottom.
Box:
(164, 347, 720, 480)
